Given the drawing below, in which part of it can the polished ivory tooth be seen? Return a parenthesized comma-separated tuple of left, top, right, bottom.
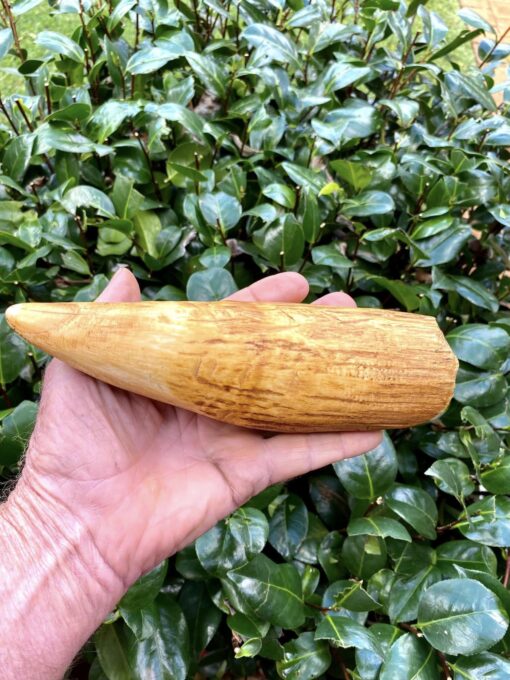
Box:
(5, 301, 458, 433)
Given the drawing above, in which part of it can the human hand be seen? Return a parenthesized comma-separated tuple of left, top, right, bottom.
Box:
(15, 269, 382, 589)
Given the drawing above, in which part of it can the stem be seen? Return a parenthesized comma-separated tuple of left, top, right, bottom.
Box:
(96, 14, 111, 39)
(388, 33, 419, 98)
(436, 520, 459, 534)
(191, 0, 200, 33)
(437, 651, 452, 680)
(503, 551, 510, 588)
(134, 131, 161, 200)
(1, 0, 21, 59)
(134, 2, 140, 49)
(78, 0, 95, 63)
(480, 25, 510, 67)
(194, 151, 200, 195)
(306, 137, 315, 168)
(346, 234, 361, 292)
(0, 384, 13, 408)
(44, 82, 52, 115)
(14, 98, 33, 131)
(0, 95, 19, 134)
(294, 185, 301, 216)
(303, 52, 310, 84)
(400, 622, 421, 636)
(234, 2, 240, 50)
(332, 648, 351, 680)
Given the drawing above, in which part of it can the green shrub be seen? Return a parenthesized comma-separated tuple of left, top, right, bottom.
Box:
(1, 0, 510, 678)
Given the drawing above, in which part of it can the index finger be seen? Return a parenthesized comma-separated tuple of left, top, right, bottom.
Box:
(227, 272, 309, 303)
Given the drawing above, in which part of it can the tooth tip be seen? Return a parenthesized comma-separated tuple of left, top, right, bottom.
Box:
(5, 303, 23, 329)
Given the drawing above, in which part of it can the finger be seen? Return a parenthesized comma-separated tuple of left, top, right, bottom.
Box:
(262, 430, 383, 484)
(227, 272, 309, 303)
(96, 267, 141, 303)
(312, 291, 357, 308)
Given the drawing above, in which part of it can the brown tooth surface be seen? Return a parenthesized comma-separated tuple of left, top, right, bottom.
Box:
(4, 301, 458, 433)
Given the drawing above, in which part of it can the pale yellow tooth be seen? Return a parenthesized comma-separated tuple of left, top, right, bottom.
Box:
(4, 301, 458, 433)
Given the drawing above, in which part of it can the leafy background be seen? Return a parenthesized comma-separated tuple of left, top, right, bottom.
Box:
(0, 0, 510, 678)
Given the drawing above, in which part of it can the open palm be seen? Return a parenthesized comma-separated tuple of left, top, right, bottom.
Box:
(22, 268, 382, 587)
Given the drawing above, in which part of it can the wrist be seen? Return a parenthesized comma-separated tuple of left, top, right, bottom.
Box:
(0, 475, 125, 679)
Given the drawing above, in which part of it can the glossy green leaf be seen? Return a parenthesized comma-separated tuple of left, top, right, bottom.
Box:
(95, 622, 135, 680)
(447, 325, 510, 371)
(379, 634, 439, 680)
(418, 579, 508, 655)
(199, 192, 242, 233)
(315, 613, 379, 652)
(457, 496, 510, 546)
(0, 315, 28, 385)
(0, 400, 37, 465)
(198, 246, 231, 269)
(452, 653, 510, 680)
(334, 433, 398, 500)
(262, 183, 295, 209)
(89, 101, 140, 143)
(269, 494, 308, 559)
(185, 53, 226, 97)
(348, 517, 412, 542)
(119, 561, 167, 611)
(36, 30, 84, 62)
(322, 579, 381, 612)
(414, 225, 471, 266)
(388, 566, 442, 623)
(0, 28, 13, 58)
(2, 135, 33, 183)
(225, 554, 305, 629)
(61, 186, 115, 218)
(196, 507, 268, 576)
(186, 267, 237, 301)
(454, 367, 507, 408)
(179, 581, 222, 659)
(242, 24, 300, 69)
(385, 485, 438, 539)
(330, 159, 373, 190)
(253, 215, 304, 268)
(343, 190, 395, 217)
(437, 541, 497, 578)
(131, 596, 190, 680)
(434, 272, 499, 313)
(311, 244, 352, 269)
(277, 632, 330, 680)
(341, 535, 387, 580)
(480, 456, 510, 494)
(127, 32, 192, 74)
(425, 458, 474, 499)
(458, 8, 494, 32)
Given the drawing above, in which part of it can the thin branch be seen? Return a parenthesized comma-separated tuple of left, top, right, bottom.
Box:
(0, 95, 19, 134)
(504, 551, 510, 588)
(480, 25, 510, 67)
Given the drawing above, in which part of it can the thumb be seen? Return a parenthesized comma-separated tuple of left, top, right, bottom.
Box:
(96, 267, 141, 303)
(42, 268, 141, 385)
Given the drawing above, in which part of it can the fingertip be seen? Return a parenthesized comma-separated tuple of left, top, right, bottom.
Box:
(342, 430, 384, 458)
(312, 291, 357, 308)
(227, 272, 309, 303)
(96, 268, 141, 303)
(273, 272, 310, 299)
